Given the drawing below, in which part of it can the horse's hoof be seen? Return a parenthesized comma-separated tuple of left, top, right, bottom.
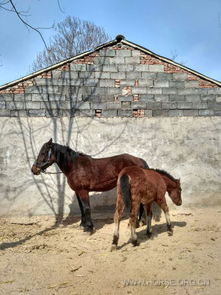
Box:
(168, 230, 173, 236)
(83, 225, 94, 234)
(132, 240, 140, 247)
(146, 231, 152, 238)
(110, 244, 117, 252)
(80, 222, 85, 228)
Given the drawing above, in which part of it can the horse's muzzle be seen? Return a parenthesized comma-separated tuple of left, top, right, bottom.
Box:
(177, 200, 182, 206)
(31, 165, 41, 175)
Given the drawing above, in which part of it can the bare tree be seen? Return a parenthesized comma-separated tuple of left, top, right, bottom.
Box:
(32, 16, 111, 71)
(0, 0, 48, 48)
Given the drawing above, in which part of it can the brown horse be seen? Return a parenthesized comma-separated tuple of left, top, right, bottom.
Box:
(31, 139, 149, 232)
(111, 166, 182, 249)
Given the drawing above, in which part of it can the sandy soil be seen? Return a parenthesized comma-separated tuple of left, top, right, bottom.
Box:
(0, 207, 221, 295)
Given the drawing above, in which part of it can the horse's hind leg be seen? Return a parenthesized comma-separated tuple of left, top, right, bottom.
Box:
(145, 203, 153, 237)
(111, 197, 124, 251)
(129, 201, 140, 246)
(156, 196, 173, 236)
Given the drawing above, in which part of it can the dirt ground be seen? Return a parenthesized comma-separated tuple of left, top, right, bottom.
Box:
(0, 206, 220, 295)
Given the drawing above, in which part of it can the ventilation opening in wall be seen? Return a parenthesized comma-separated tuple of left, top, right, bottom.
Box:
(133, 109, 144, 118)
(95, 109, 102, 118)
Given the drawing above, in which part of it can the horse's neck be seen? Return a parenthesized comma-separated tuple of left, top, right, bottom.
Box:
(161, 175, 177, 191)
(53, 143, 76, 174)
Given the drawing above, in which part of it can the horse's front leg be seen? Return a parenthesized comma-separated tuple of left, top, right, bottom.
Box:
(77, 190, 94, 233)
(76, 194, 85, 227)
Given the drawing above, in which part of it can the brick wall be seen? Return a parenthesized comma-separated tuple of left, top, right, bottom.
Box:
(0, 40, 221, 118)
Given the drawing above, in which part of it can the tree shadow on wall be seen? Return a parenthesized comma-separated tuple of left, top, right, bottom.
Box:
(4, 53, 143, 225)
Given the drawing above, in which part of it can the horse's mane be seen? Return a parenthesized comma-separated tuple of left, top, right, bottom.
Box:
(53, 143, 91, 159)
(152, 168, 177, 182)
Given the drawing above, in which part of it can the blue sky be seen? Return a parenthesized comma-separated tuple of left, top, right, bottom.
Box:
(0, 0, 221, 85)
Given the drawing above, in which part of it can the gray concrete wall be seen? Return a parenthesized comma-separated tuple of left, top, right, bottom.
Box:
(0, 116, 220, 217)
(0, 39, 221, 217)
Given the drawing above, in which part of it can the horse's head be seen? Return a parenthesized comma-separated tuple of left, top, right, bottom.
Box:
(31, 138, 55, 175)
(168, 179, 182, 206)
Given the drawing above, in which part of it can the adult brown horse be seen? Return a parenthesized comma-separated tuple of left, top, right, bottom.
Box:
(111, 166, 182, 249)
(31, 139, 149, 232)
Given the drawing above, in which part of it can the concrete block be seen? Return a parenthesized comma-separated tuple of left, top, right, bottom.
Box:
(169, 94, 185, 101)
(7, 102, 24, 110)
(201, 95, 216, 102)
(61, 71, 79, 79)
(192, 102, 207, 109)
(199, 109, 214, 116)
(134, 65, 149, 72)
(99, 49, 116, 57)
(132, 50, 141, 57)
(132, 87, 147, 95)
(131, 102, 147, 109)
(172, 73, 188, 80)
(118, 65, 134, 72)
(157, 73, 173, 80)
(168, 110, 183, 117)
(177, 102, 193, 109)
(0, 94, 14, 101)
(70, 64, 86, 71)
(116, 50, 132, 57)
(207, 88, 221, 95)
(185, 95, 201, 102)
(102, 65, 118, 72)
(25, 102, 41, 109)
(152, 110, 169, 117)
(142, 72, 157, 79)
(185, 81, 199, 88)
(162, 102, 177, 109)
(99, 80, 114, 87)
(163, 88, 177, 95)
(0, 101, 6, 109)
(126, 72, 142, 79)
(48, 94, 66, 102)
(146, 102, 162, 110)
(109, 57, 125, 64)
(138, 80, 153, 87)
(106, 102, 121, 109)
(102, 110, 118, 117)
(208, 102, 221, 110)
(0, 110, 11, 116)
(146, 88, 162, 95)
(95, 72, 111, 79)
(125, 57, 140, 64)
(120, 80, 135, 87)
(140, 95, 154, 102)
(117, 109, 132, 117)
(155, 95, 169, 102)
(169, 81, 185, 88)
(144, 110, 153, 117)
(110, 72, 126, 79)
(216, 96, 221, 102)
(154, 81, 169, 87)
(149, 64, 164, 72)
(183, 110, 199, 116)
(119, 96, 133, 102)
(28, 110, 46, 116)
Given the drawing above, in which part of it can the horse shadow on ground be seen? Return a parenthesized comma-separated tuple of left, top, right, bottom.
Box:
(0, 224, 59, 251)
(117, 220, 187, 250)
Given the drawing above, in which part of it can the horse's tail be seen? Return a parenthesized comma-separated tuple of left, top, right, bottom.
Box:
(119, 174, 131, 209)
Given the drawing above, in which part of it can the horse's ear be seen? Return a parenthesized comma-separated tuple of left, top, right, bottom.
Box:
(48, 138, 53, 145)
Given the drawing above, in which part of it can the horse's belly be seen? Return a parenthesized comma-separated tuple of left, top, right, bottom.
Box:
(91, 178, 116, 191)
